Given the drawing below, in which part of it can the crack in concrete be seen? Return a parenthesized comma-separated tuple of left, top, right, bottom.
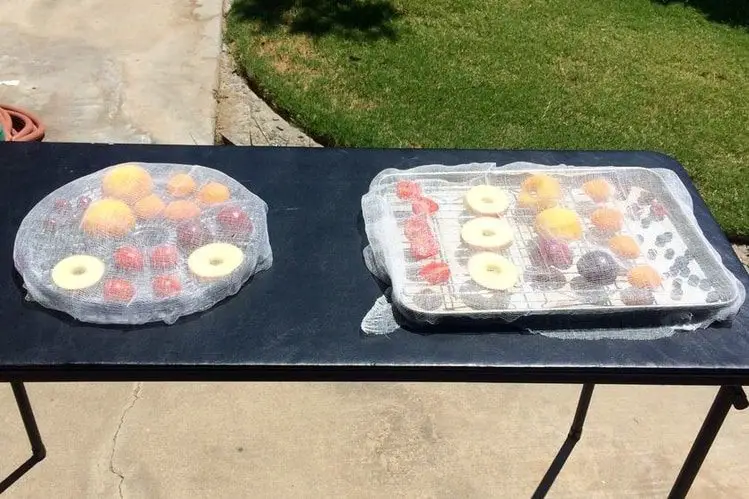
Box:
(109, 382, 143, 499)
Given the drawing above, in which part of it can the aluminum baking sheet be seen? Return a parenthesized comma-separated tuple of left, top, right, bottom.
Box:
(370, 167, 738, 320)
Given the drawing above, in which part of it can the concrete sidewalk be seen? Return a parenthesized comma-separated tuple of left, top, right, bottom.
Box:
(0, 0, 222, 144)
(2, 383, 749, 498)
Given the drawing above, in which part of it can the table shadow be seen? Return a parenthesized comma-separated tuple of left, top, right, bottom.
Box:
(0, 454, 45, 495)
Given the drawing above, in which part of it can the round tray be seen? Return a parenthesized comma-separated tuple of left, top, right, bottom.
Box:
(14, 162, 272, 324)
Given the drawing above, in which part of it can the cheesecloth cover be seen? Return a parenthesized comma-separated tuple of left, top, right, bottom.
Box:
(14, 162, 272, 324)
(360, 162, 745, 338)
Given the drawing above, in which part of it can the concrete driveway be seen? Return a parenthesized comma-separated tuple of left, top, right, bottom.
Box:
(0, 0, 221, 144)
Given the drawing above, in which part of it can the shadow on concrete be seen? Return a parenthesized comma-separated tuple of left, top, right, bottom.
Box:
(229, 0, 402, 41)
(655, 0, 748, 28)
(0, 383, 46, 495)
(532, 384, 594, 499)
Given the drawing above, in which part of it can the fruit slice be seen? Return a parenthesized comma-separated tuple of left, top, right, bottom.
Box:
(177, 221, 212, 250)
(468, 252, 518, 291)
(412, 197, 439, 215)
(404, 215, 431, 241)
(81, 199, 136, 237)
(51, 255, 105, 290)
(461, 217, 514, 250)
(464, 185, 509, 216)
(590, 208, 624, 233)
(419, 261, 450, 285)
(582, 179, 613, 202)
(409, 237, 439, 260)
(133, 194, 166, 219)
(609, 235, 640, 259)
(627, 265, 662, 289)
(103, 279, 135, 302)
(150, 244, 179, 269)
(535, 237, 572, 269)
(518, 174, 561, 210)
(188, 243, 244, 279)
(577, 251, 619, 285)
(197, 182, 230, 204)
(114, 246, 144, 271)
(164, 200, 201, 221)
(535, 207, 582, 240)
(217, 206, 253, 235)
(396, 180, 421, 200)
(167, 173, 197, 197)
(152, 275, 182, 298)
(102, 163, 153, 203)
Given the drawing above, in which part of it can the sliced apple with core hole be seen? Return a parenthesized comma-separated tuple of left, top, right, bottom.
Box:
(467, 252, 518, 290)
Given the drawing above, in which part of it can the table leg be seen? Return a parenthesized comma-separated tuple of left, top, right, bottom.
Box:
(0, 382, 46, 494)
(668, 385, 748, 499)
(532, 383, 595, 499)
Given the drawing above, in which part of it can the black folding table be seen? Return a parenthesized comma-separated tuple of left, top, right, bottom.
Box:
(1, 144, 747, 497)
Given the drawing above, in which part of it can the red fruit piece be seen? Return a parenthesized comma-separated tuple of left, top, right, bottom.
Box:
(152, 275, 181, 298)
(114, 246, 144, 271)
(419, 261, 451, 285)
(404, 215, 431, 241)
(103, 279, 135, 302)
(43, 217, 58, 233)
(54, 199, 71, 213)
(396, 180, 421, 200)
(650, 201, 667, 221)
(177, 221, 211, 250)
(412, 197, 439, 215)
(150, 244, 178, 269)
(536, 238, 573, 269)
(77, 196, 92, 210)
(410, 237, 439, 260)
(217, 206, 253, 234)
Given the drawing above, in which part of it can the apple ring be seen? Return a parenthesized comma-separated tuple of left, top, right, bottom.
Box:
(464, 185, 510, 216)
(461, 217, 514, 250)
(188, 243, 244, 279)
(467, 252, 518, 291)
(51, 255, 105, 290)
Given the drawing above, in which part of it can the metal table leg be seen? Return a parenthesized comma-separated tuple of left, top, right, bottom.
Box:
(668, 385, 748, 499)
(1, 382, 46, 494)
(532, 384, 595, 499)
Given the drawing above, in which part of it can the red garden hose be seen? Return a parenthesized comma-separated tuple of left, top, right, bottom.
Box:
(0, 104, 45, 142)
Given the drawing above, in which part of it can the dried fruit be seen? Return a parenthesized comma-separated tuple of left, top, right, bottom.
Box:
(577, 251, 619, 285)
(152, 275, 181, 298)
(536, 237, 573, 269)
(627, 265, 662, 289)
(419, 261, 451, 285)
(412, 197, 439, 215)
(114, 246, 144, 271)
(103, 279, 135, 302)
(410, 237, 439, 260)
(396, 180, 422, 200)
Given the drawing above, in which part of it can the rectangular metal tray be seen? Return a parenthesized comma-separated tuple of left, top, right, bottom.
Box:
(370, 166, 739, 323)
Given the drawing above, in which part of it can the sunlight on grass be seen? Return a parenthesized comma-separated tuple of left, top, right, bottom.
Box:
(227, 0, 749, 237)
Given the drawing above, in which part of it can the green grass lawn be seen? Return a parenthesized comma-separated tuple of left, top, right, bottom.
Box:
(227, 0, 749, 238)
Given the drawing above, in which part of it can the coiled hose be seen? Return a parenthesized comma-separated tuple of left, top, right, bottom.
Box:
(0, 104, 45, 141)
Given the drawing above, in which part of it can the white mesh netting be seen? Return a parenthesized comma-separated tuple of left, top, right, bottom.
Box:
(14, 162, 272, 324)
(360, 162, 746, 337)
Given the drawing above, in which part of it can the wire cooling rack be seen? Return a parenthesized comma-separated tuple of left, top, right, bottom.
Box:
(374, 167, 738, 318)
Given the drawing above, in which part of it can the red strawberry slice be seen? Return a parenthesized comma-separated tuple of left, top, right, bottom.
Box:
(404, 215, 432, 241)
(396, 180, 422, 200)
(410, 237, 439, 260)
(412, 197, 439, 215)
(419, 261, 450, 284)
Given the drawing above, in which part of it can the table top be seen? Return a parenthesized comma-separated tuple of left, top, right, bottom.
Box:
(0, 143, 747, 384)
